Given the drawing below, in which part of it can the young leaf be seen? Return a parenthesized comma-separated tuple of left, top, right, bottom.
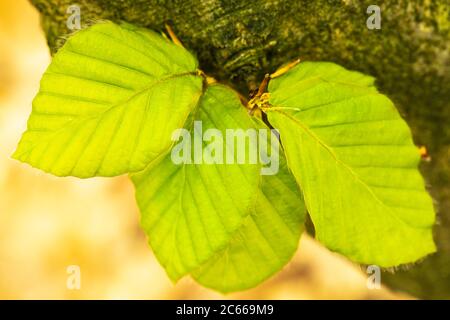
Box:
(131, 85, 261, 281)
(13, 21, 203, 177)
(192, 126, 306, 292)
(265, 61, 436, 267)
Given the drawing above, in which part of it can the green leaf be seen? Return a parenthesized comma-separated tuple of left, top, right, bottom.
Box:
(13, 21, 203, 177)
(131, 85, 261, 281)
(192, 123, 306, 292)
(266, 61, 436, 267)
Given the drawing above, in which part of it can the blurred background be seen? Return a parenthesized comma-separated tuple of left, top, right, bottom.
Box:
(0, 0, 435, 299)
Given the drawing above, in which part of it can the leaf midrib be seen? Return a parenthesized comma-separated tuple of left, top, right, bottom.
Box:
(269, 108, 428, 230)
(15, 72, 200, 160)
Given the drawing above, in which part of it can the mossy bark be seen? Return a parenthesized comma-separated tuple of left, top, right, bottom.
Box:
(30, 0, 450, 298)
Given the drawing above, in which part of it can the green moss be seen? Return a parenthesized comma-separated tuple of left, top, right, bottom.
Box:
(30, 0, 450, 298)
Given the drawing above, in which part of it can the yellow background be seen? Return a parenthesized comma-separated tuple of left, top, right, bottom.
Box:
(0, 0, 407, 299)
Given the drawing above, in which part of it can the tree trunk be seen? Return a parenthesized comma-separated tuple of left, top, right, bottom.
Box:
(30, 0, 450, 299)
